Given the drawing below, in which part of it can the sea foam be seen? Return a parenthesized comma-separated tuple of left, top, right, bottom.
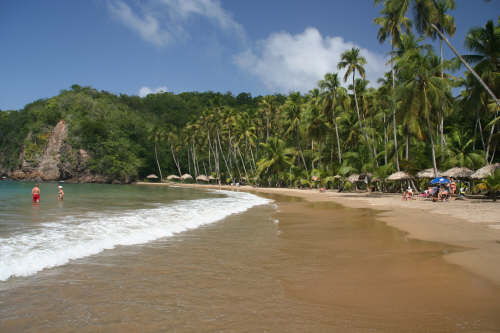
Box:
(0, 190, 271, 281)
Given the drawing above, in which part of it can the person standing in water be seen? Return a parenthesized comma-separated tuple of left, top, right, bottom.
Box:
(32, 184, 40, 203)
(57, 185, 64, 201)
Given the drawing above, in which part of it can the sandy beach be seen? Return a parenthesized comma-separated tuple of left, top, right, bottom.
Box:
(140, 182, 500, 287)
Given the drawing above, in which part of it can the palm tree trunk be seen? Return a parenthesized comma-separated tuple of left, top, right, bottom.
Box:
(170, 144, 182, 177)
(405, 133, 409, 160)
(383, 114, 388, 165)
(439, 36, 446, 146)
(217, 129, 233, 181)
(154, 142, 163, 182)
(485, 109, 498, 165)
(334, 118, 342, 164)
(426, 115, 438, 177)
(430, 23, 500, 107)
(353, 73, 377, 163)
(237, 146, 249, 183)
(391, 49, 400, 171)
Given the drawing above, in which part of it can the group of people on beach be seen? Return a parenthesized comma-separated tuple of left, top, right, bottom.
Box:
(31, 184, 64, 203)
(403, 177, 463, 202)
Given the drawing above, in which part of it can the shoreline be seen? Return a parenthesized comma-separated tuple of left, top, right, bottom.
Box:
(136, 181, 500, 286)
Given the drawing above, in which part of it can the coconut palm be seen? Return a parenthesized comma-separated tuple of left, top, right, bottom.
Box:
(392, 0, 500, 107)
(397, 48, 452, 177)
(147, 125, 166, 182)
(374, 0, 412, 171)
(259, 95, 277, 142)
(256, 137, 295, 187)
(338, 48, 377, 162)
(318, 72, 343, 164)
(463, 19, 500, 164)
(283, 92, 308, 172)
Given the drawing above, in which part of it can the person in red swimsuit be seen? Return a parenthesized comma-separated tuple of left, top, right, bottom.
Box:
(32, 184, 40, 203)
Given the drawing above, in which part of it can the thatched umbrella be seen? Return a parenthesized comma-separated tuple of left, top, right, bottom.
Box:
(311, 175, 320, 182)
(208, 175, 216, 181)
(416, 168, 441, 178)
(386, 171, 413, 181)
(471, 163, 500, 180)
(196, 175, 209, 182)
(146, 174, 158, 179)
(442, 167, 473, 179)
(181, 173, 193, 180)
(167, 175, 180, 180)
(347, 174, 360, 183)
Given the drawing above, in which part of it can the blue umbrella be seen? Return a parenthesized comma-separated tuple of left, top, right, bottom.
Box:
(430, 177, 450, 184)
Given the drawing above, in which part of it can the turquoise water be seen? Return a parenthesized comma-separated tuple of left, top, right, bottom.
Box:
(0, 181, 271, 281)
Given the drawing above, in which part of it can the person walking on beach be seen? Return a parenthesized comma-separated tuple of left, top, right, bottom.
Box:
(57, 185, 64, 201)
(450, 177, 457, 196)
(32, 184, 40, 203)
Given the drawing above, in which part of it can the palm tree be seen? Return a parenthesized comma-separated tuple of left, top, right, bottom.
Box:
(338, 48, 377, 162)
(147, 125, 166, 182)
(397, 48, 452, 176)
(318, 73, 343, 164)
(259, 95, 277, 142)
(399, 0, 500, 107)
(283, 92, 308, 172)
(374, 0, 412, 171)
(463, 19, 500, 164)
(442, 128, 483, 169)
(256, 137, 295, 187)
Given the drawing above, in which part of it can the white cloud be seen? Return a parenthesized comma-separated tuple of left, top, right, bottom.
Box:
(108, 1, 172, 46)
(138, 86, 169, 97)
(107, 0, 244, 46)
(234, 27, 388, 93)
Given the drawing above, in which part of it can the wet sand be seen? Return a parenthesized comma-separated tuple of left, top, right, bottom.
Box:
(163, 182, 500, 287)
(2, 187, 500, 332)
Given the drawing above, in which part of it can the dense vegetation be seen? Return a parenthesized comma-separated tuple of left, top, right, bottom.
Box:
(0, 0, 498, 187)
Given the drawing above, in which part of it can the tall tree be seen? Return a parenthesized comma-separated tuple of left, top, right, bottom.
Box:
(374, 0, 412, 171)
(338, 48, 377, 162)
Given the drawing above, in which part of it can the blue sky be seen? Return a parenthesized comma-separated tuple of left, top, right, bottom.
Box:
(1, 0, 498, 110)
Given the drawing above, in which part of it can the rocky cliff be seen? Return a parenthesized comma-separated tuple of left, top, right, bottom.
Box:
(6, 120, 109, 183)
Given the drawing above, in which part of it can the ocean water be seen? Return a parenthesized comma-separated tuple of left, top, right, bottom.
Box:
(0, 181, 271, 281)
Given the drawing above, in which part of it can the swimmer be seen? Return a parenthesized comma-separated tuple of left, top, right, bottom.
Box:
(57, 185, 64, 201)
(32, 184, 40, 203)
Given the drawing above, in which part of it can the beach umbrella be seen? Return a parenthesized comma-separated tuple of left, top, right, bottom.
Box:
(208, 175, 216, 180)
(416, 168, 441, 178)
(441, 167, 473, 179)
(311, 175, 320, 181)
(471, 163, 500, 179)
(430, 177, 450, 185)
(386, 171, 413, 181)
(167, 175, 180, 180)
(347, 174, 360, 183)
(181, 173, 193, 180)
(196, 175, 209, 182)
(146, 174, 158, 179)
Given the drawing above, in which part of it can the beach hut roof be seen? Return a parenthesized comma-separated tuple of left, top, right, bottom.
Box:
(146, 174, 158, 179)
(196, 175, 209, 182)
(181, 173, 193, 180)
(386, 171, 413, 181)
(167, 175, 180, 180)
(441, 167, 473, 178)
(471, 163, 500, 179)
(416, 168, 441, 178)
(347, 174, 361, 183)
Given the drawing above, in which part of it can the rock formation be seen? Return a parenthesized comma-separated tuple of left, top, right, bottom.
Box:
(5, 120, 110, 183)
